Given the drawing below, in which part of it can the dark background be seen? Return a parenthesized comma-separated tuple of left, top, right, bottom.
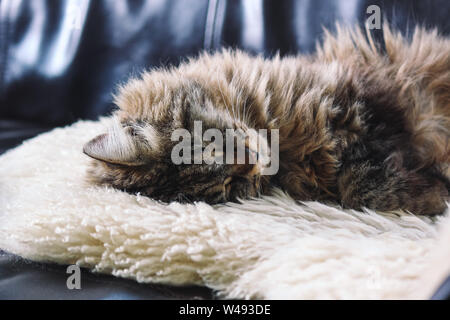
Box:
(1, 0, 450, 154)
(0, 0, 449, 300)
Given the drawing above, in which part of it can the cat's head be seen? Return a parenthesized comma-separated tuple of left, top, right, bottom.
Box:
(83, 76, 272, 204)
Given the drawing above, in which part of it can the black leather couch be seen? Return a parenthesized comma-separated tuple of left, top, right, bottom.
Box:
(0, 0, 449, 300)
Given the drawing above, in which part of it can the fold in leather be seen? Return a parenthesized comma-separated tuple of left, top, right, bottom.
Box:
(1, 0, 449, 127)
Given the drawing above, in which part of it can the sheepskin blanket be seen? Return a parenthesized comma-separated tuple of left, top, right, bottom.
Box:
(0, 119, 449, 300)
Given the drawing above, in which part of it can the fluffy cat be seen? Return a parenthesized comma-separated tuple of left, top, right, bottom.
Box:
(83, 25, 450, 215)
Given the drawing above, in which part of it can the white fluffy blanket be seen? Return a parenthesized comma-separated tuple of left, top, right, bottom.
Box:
(0, 119, 449, 299)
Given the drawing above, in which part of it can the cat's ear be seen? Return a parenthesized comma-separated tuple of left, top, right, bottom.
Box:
(83, 132, 146, 166)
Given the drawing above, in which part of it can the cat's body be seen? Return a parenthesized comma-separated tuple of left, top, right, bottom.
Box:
(84, 25, 450, 215)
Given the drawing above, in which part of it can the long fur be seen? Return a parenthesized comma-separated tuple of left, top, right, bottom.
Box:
(0, 119, 449, 299)
(85, 24, 450, 214)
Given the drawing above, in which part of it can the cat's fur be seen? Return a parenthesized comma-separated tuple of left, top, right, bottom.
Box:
(84, 24, 450, 215)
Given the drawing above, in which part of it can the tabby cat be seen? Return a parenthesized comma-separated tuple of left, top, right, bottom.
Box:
(84, 25, 450, 215)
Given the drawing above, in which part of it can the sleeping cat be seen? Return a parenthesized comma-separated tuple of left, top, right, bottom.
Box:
(83, 25, 450, 215)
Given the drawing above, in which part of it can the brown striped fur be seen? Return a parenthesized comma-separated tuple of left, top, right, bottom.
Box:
(84, 24, 450, 215)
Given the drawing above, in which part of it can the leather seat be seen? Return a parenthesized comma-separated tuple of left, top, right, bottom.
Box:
(1, 0, 449, 299)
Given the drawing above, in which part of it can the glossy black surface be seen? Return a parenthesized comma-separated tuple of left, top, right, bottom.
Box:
(0, 0, 449, 300)
(432, 275, 450, 300)
(0, 250, 213, 300)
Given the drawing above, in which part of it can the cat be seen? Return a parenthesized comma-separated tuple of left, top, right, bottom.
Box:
(83, 24, 450, 215)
